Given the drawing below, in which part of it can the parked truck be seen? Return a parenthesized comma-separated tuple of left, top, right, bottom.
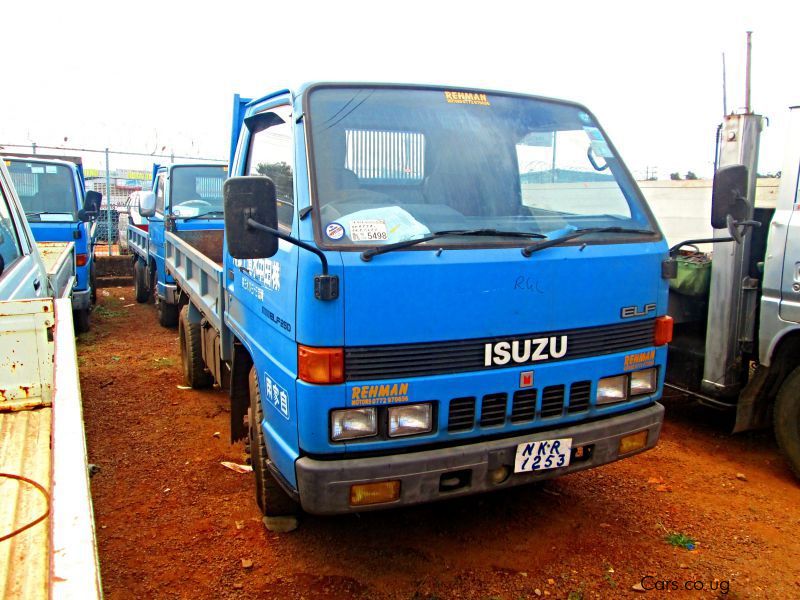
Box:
(666, 106, 800, 477)
(2, 155, 101, 332)
(164, 83, 681, 527)
(129, 162, 227, 326)
(0, 160, 101, 598)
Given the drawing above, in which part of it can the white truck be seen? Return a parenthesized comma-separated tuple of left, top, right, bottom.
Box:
(666, 105, 800, 477)
(0, 160, 102, 598)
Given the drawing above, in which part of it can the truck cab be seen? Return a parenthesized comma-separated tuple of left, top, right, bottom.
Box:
(212, 83, 671, 517)
(3, 155, 100, 331)
(666, 106, 800, 478)
(132, 162, 227, 326)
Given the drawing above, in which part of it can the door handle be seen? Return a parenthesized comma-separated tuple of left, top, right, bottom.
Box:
(33, 278, 41, 290)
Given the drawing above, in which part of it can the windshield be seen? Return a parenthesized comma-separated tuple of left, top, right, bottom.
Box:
(170, 165, 227, 217)
(307, 86, 655, 248)
(6, 159, 77, 221)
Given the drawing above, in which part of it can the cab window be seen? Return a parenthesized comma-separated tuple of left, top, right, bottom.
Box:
(245, 105, 294, 231)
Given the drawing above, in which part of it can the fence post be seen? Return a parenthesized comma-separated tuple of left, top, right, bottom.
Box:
(105, 148, 112, 256)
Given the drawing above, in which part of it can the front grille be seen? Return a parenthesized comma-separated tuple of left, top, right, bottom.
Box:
(511, 389, 537, 423)
(448, 397, 476, 432)
(568, 381, 592, 413)
(479, 393, 507, 427)
(541, 385, 565, 418)
(345, 319, 654, 381)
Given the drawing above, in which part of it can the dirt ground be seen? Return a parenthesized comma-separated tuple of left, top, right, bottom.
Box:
(78, 287, 800, 600)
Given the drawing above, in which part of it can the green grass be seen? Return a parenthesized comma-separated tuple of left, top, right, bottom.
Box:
(665, 532, 696, 550)
(152, 357, 176, 369)
(93, 304, 126, 318)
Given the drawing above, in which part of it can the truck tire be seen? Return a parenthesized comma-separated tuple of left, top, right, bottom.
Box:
(179, 306, 212, 389)
(248, 366, 300, 518)
(73, 308, 90, 334)
(157, 299, 179, 328)
(134, 260, 149, 303)
(774, 366, 800, 479)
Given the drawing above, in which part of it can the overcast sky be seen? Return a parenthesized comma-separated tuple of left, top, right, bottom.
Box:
(1, 0, 797, 178)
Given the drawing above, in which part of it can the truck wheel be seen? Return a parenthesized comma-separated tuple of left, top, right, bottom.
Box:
(157, 299, 179, 328)
(248, 366, 300, 519)
(134, 260, 149, 303)
(73, 308, 91, 334)
(179, 306, 212, 389)
(774, 366, 800, 479)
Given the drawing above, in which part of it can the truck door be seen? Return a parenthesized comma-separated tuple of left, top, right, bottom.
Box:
(0, 169, 44, 299)
(779, 164, 800, 323)
(149, 170, 168, 294)
(231, 103, 300, 483)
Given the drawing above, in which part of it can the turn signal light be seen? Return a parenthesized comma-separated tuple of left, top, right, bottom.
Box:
(298, 345, 344, 384)
(654, 315, 673, 346)
(618, 430, 648, 455)
(350, 480, 401, 506)
(76, 253, 88, 267)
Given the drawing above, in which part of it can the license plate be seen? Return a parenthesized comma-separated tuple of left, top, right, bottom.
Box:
(514, 438, 572, 473)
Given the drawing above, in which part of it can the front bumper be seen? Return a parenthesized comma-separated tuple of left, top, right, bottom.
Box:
(295, 402, 663, 514)
(71, 289, 91, 310)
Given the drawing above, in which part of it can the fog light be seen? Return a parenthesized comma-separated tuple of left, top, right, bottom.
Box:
(596, 374, 629, 405)
(489, 465, 510, 485)
(350, 480, 401, 506)
(630, 367, 658, 396)
(388, 403, 432, 437)
(618, 430, 648, 455)
(331, 408, 377, 441)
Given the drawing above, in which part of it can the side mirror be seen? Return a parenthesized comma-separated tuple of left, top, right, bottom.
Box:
(139, 191, 157, 218)
(84, 190, 102, 213)
(223, 176, 278, 260)
(711, 164, 749, 229)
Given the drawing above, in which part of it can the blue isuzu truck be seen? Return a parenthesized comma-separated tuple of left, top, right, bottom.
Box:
(128, 162, 228, 326)
(164, 83, 674, 527)
(3, 155, 101, 332)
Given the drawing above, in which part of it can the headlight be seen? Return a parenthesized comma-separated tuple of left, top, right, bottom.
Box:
(630, 367, 658, 396)
(388, 403, 433, 438)
(596, 374, 629, 405)
(331, 408, 377, 441)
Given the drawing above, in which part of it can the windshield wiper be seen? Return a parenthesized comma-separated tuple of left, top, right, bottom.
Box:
(521, 227, 656, 257)
(182, 210, 224, 222)
(360, 229, 547, 261)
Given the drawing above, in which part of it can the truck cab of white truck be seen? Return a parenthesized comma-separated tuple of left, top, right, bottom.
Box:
(666, 106, 800, 478)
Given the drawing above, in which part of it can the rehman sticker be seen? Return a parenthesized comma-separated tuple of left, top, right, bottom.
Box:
(444, 90, 490, 106)
(325, 222, 344, 240)
(624, 350, 656, 371)
(351, 382, 409, 406)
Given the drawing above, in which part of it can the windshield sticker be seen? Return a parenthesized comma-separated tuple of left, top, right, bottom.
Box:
(45, 165, 57, 174)
(263, 372, 290, 419)
(579, 111, 591, 123)
(338, 207, 430, 243)
(349, 219, 388, 242)
(583, 126, 604, 141)
(325, 222, 345, 240)
(30, 166, 44, 174)
(591, 140, 614, 158)
(351, 382, 410, 406)
(444, 91, 490, 106)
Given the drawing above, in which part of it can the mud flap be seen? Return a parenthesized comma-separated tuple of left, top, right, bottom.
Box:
(733, 365, 772, 433)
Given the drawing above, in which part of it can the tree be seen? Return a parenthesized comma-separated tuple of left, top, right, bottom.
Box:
(256, 162, 293, 202)
(670, 172, 681, 181)
(685, 171, 698, 180)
